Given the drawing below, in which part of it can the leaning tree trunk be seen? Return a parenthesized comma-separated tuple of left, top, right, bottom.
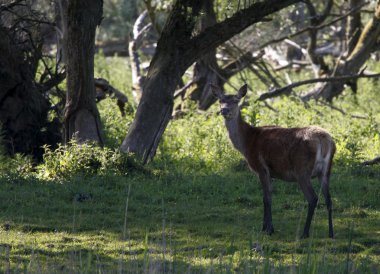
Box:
(120, 0, 300, 163)
(303, 2, 380, 101)
(63, 0, 103, 144)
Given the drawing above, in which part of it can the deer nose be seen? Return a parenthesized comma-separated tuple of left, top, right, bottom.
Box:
(220, 108, 229, 116)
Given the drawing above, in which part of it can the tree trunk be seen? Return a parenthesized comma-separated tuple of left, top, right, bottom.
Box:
(347, 0, 363, 55)
(120, 0, 301, 163)
(64, 0, 103, 144)
(189, 0, 220, 110)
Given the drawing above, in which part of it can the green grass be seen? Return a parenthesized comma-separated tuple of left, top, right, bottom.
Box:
(0, 166, 379, 273)
(0, 55, 379, 272)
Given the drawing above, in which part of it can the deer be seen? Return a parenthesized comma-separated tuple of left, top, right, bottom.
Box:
(211, 84, 335, 238)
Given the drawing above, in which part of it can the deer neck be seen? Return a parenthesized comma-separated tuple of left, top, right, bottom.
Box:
(224, 111, 251, 155)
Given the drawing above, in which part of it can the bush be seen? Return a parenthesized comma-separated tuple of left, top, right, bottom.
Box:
(36, 141, 144, 180)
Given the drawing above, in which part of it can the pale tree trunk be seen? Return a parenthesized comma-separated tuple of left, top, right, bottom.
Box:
(64, 0, 103, 144)
(120, 0, 301, 163)
(303, 2, 380, 101)
(128, 10, 151, 103)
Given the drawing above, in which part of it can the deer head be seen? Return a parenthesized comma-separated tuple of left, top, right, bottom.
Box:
(211, 84, 248, 120)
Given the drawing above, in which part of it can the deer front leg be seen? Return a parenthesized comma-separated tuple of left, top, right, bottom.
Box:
(259, 173, 274, 235)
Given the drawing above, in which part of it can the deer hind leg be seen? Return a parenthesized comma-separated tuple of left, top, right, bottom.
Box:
(298, 178, 318, 239)
(319, 173, 334, 238)
(259, 172, 274, 235)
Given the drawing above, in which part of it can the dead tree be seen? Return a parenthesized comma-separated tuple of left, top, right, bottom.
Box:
(252, 1, 379, 103)
(302, 2, 380, 101)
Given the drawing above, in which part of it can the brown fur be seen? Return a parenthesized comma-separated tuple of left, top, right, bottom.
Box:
(241, 124, 335, 182)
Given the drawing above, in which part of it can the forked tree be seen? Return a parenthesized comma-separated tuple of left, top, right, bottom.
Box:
(211, 84, 335, 238)
(120, 0, 301, 163)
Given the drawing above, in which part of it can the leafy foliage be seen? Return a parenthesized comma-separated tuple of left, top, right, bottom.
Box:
(36, 141, 144, 180)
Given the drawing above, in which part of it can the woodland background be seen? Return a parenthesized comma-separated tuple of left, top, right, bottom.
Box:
(0, 0, 379, 272)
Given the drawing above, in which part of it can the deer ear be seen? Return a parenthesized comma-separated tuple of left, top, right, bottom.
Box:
(210, 84, 223, 99)
(237, 84, 248, 99)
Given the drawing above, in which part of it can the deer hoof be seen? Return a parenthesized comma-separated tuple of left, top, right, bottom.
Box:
(300, 232, 309, 239)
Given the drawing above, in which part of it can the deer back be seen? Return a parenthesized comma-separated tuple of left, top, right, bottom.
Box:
(242, 126, 335, 182)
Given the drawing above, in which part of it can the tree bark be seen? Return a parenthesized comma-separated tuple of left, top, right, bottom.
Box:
(347, 0, 363, 55)
(120, 0, 301, 163)
(63, 0, 103, 144)
(188, 0, 220, 110)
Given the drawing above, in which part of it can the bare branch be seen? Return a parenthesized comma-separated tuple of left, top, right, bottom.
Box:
(0, 0, 24, 12)
(258, 1, 369, 50)
(183, 0, 302, 69)
(257, 72, 380, 101)
(316, 101, 368, 119)
(95, 78, 129, 116)
(173, 76, 201, 99)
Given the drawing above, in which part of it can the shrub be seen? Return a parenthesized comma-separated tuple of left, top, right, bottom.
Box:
(36, 141, 143, 180)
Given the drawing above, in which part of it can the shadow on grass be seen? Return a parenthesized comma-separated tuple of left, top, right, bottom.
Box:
(0, 166, 379, 272)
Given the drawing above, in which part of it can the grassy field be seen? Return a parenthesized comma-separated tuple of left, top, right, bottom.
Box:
(0, 55, 379, 273)
(0, 165, 379, 272)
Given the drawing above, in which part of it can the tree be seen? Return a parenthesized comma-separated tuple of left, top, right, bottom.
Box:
(120, 0, 301, 163)
(180, 0, 260, 111)
(63, 0, 103, 144)
(0, 0, 63, 159)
